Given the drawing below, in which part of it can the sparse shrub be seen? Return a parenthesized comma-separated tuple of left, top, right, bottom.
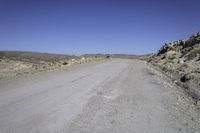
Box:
(106, 56, 110, 59)
(146, 57, 152, 62)
(187, 49, 200, 60)
(62, 62, 68, 65)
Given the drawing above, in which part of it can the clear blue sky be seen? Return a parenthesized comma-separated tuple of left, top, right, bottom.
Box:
(0, 0, 200, 55)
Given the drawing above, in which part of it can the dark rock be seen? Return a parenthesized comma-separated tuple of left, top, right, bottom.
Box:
(180, 74, 190, 82)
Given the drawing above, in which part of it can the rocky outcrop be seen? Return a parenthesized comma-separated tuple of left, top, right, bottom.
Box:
(148, 32, 200, 101)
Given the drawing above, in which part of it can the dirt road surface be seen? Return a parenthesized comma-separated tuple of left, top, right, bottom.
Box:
(0, 59, 200, 133)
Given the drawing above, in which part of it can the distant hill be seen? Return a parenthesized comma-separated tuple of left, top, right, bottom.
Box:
(0, 51, 78, 64)
(82, 54, 138, 59)
(0, 51, 147, 64)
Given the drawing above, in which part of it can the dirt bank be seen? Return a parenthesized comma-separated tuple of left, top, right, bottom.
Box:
(148, 32, 200, 102)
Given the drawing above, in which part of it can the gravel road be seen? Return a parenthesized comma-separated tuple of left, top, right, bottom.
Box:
(0, 59, 200, 133)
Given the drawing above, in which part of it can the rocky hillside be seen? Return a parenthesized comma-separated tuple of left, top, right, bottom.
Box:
(148, 32, 200, 101)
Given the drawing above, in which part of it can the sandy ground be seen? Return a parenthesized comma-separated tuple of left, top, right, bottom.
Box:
(0, 59, 199, 133)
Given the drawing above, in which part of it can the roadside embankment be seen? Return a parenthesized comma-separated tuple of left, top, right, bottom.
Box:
(148, 32, 200, 104)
